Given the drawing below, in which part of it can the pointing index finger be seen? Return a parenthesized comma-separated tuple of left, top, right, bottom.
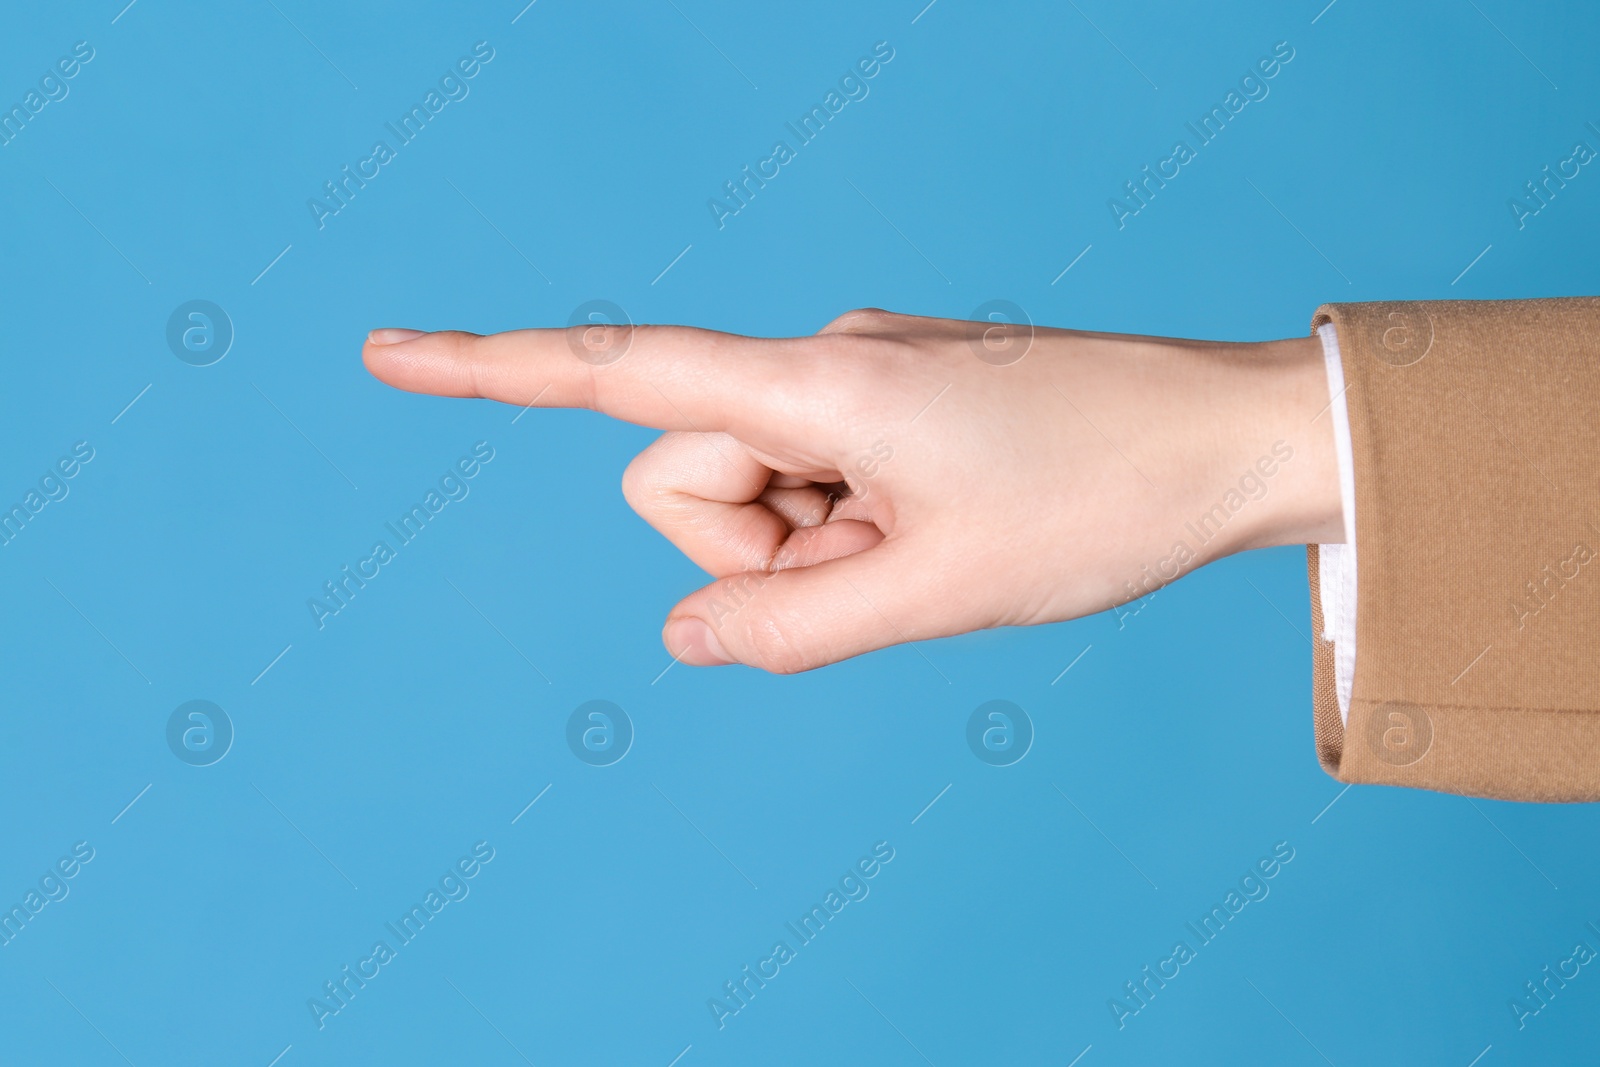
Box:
(362, 324, 804, 435)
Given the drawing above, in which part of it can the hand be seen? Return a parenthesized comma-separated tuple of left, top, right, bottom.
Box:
(362, 310, 1341, 672)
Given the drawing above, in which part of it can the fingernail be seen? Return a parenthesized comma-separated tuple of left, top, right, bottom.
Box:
(367, 328, 428, 345)
(665, 618, 735, 667)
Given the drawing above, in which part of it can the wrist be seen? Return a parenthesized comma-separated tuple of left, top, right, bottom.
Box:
(1220, 333, 1345, 552)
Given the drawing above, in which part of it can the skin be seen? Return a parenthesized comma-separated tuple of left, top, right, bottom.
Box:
(363, 310, 1342, 672)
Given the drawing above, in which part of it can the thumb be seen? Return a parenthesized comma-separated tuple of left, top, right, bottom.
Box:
(661, 540, 957, 674)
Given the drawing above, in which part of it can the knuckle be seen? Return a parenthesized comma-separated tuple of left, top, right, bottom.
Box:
(619, 457, 651, 511)
(808, 323, 911, 367)
(804, 331, 928, 421)
(619, 449, 680, 515)
(824, 307, 900, 335)
(429, 331, 484, 395)
(739, 610, 821, 674)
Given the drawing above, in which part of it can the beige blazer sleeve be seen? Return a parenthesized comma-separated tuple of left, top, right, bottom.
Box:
(1307, 298, 1600, 802)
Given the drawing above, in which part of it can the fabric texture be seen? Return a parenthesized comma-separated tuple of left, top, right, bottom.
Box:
(1306, 298, 1600, 802)
(1315, 322, 1358, 724)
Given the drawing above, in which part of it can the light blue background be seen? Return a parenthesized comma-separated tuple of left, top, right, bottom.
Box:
(1, 1, 1596, 1064)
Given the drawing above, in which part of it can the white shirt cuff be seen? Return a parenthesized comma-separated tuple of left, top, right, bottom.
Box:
(1315, 322, 1357, 725)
